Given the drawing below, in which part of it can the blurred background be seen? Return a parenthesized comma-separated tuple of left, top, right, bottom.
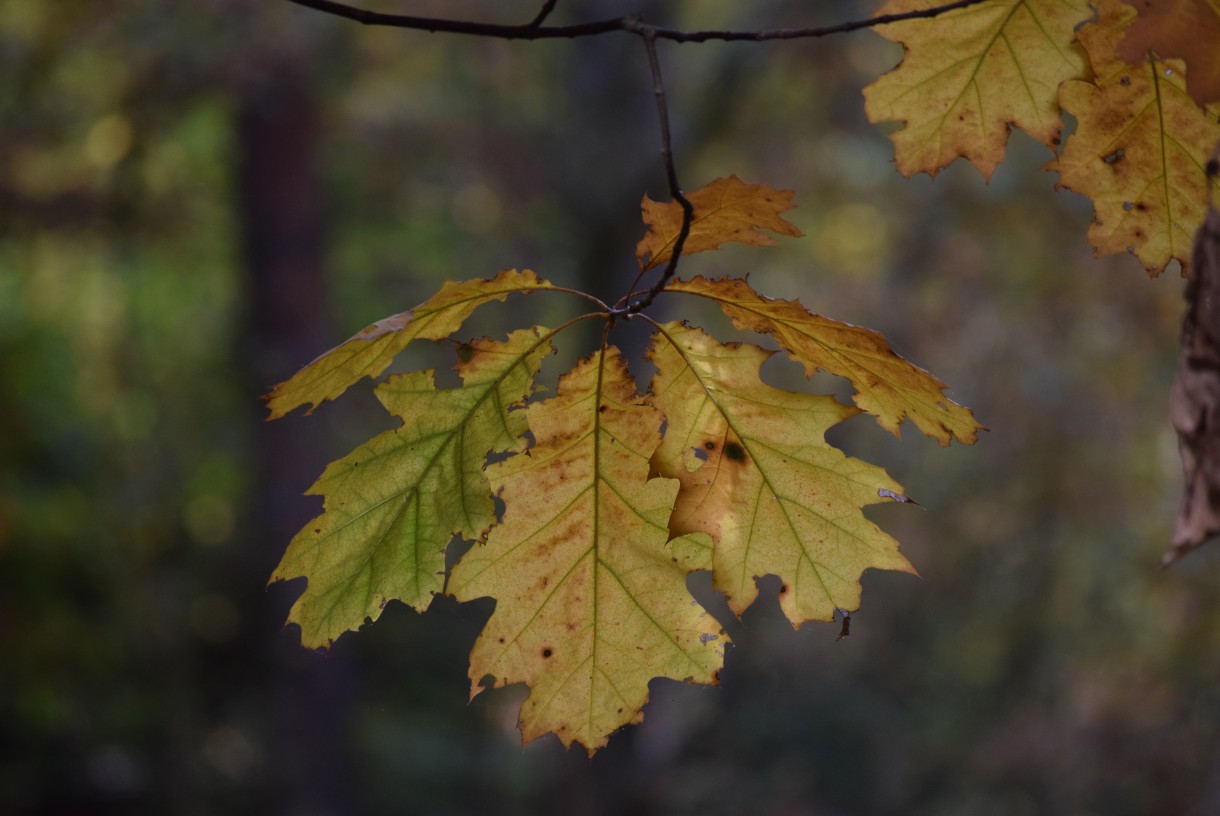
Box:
(4, 1, 1219, 814)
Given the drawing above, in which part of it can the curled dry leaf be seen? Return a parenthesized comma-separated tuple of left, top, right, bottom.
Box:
(1166, 201, 1220, 563)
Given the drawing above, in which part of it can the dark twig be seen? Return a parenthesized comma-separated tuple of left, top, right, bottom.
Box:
(284, 0, 619, 37)
(619, 31, 692, 317)
(526, 0, 559, 29)
(284, 0, 990, 41)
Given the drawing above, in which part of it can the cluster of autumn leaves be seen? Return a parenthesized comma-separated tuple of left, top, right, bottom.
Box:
(866, 0, 1220, 276)
(266, 177, 980, 752)
(267, 0, 1220, 753)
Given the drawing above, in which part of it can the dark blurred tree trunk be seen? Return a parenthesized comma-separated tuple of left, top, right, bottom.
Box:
(235, 63, 356, 816)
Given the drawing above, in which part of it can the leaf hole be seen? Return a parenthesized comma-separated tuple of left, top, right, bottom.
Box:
(1102, 148, 1125, 165)
(1123, 201, 1134, 211)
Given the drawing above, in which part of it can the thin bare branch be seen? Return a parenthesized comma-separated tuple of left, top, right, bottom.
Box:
(283, 0, 620, 37)
(284, 0, 991, 42)
(527, 0, 559, 29)
(621, 32, 692, 317)
(650, 0, 991, 42)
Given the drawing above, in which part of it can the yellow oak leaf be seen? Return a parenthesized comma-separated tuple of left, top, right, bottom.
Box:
(635, 175, 803, 272)
(1119, 0, 1220, 107)
(448, 346, 723, 754)
(1049, 0, 1220, 276)
(270, 327, 554, 648)
(265, 269, 554, 418)
(665, 276, 980, 445)
(648, 322, 915, 627)
(863, 0, 1091, 179)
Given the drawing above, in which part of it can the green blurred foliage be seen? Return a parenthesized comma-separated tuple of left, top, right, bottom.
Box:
(3, 1, 1220, 814)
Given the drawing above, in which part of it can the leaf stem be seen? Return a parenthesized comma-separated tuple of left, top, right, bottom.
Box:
(547, 285, 612, 312)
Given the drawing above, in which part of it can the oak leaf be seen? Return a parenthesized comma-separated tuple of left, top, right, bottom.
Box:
(863, 0, 1091, 179)
(270, 327, 554, 648)
(1119, 0, 1220, 107)
(448, 347, 724, 754)
(1049, 0, 1220, 276)
(666, 276, 980, 445)
(265, 269, 554, 418)
(648, 322, 915, 627)
(636, 175, 803, 272)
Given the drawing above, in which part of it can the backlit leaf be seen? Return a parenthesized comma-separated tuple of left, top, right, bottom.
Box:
(636, 176, 803, 272)
(648, 322, 914, 627)
(666, 276, 980, 445)
(448, 347, 724, 754)
(1049, 0, 1220, 276)
(270, 327, 554, 648)
(265, 269, 555, 418)
(863, 0, 1091, 179)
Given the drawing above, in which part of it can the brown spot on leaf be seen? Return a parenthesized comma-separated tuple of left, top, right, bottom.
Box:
(723, 442, 747, 463)
(542, 647, 553, 659)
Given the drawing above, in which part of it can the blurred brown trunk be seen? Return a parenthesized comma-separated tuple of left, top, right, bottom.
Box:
(235, 64, 356, 815)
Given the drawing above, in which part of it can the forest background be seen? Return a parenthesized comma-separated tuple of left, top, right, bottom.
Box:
(3, 0, 1220, 814)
